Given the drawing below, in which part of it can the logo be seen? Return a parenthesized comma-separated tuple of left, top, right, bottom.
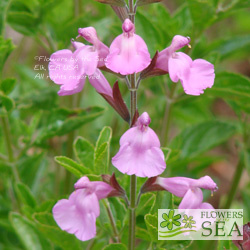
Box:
(158, 209, 243, 240)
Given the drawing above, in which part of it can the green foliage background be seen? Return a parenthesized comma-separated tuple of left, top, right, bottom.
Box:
(0, 0, 250, 249)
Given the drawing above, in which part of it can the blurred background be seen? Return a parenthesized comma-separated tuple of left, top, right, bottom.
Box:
(0, 0, 250, 249)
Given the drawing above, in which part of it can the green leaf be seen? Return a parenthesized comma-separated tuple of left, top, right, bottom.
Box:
(135, 227, 151, 242)
(0, 0, 9, 35)
(137, 0, 163, 7)
(7, 1, 40, 36)
(144, 214, 158, 242)
(108, 198, 127, 228)
(0, 36, 15, 72)
(33, 212, 82, 250)
(151, 192, 174, 215)
(96, 126, 112, 150)
(217, 240, 232, 250)
(0, 78, 16, 94)
(94, 142, 108, 174)
(137, 193, 156, 216)
(161, 240, 193, 250)
(55, 156, 91, 178)
(204, 35, 250, 60)
(74, 136, 95, 171)
(103, 243, 127, 250)
(19, 88, 58, 111)
(187, 0, 216, 35)
(9, 212, 51, 250)
(94, 127, 112, 174)
(0, 92, 14, 115)
(36, 106, 105, 143)
(170, 120, 236, 159)
(136, 11, 163, 55)
(18, 153, 45, 192)
(208, 72, 250, 113)
(15, 183, 37, 209)
(161, 147, 171, 163)
(94, 0, 126, 7)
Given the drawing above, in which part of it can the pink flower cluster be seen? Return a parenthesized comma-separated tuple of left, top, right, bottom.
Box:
(50, 18, 217, 243)
(49, 19, 215, 97)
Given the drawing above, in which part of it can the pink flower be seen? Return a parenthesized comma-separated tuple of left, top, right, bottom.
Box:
(49, 29, 112, 96)
(112, 112, 166, 177)
(156, 35, 215, 96)
(77, 27, 109, 67)
(155, 176, 217, 209)
(52, 177, 114, 241)
(105, 19, 151, 75)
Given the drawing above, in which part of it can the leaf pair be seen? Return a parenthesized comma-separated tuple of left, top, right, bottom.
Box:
(55, 126, 112, 178)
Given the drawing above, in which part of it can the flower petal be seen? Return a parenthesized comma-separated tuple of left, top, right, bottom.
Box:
(58, 78, 86, 96)
(112, 112, 165, 177)
(89, 69, 113, 97)
(170, 35, 191, 52)
(105, 34, 150, 75)
(155, 47, 171, 72)
(168, 52, 192, 83)
(74, 46, 98, 76)
(198, 202, 214, 209)
(49, 49, 82, 86)
(112, 141, 165, 177)
(180, 59, 215, 96)
(179, 188, 203, 209)
(78, 27, 109, 67)
(195, 176, 218, 191)
(52, 190, 99, 241)
(156, 177, 193, 197)
(74, 176, 113, 200)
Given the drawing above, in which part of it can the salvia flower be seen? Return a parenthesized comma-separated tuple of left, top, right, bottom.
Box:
(112, 112, 166, 177)
(52, 177, 114, 241)
(105, 19, 151, 75)
(49, 29, 112, 96)
(77, 27, 109, 67)
(156, 35, 215, 96)
(155, 176, 217, 209)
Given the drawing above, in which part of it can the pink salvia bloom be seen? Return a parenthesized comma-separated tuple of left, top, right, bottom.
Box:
(156, 35, 215, 96)
(49, 36, 112, 96)
(105, 19, 151, 75)
(53, 177, 114, 241)
(156, 176, 217, 209)
(78, 27, 109, 67)
(53, 189, 99, 241)
(112, 112, 166, 177)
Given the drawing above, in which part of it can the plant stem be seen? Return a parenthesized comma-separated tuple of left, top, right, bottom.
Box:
(224, 160, 244, 209)
(129, 175, 136, 249)
(160, 83, 177, 146)
(128, 72, 137, 250)
(225, 132, 248, 208)
(102, 200, 120, 242)
(129, 0, 135, 23)
(1, 116, 20, 181)
(64, 95, 75, 194)
(127, 1, 137, 247)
